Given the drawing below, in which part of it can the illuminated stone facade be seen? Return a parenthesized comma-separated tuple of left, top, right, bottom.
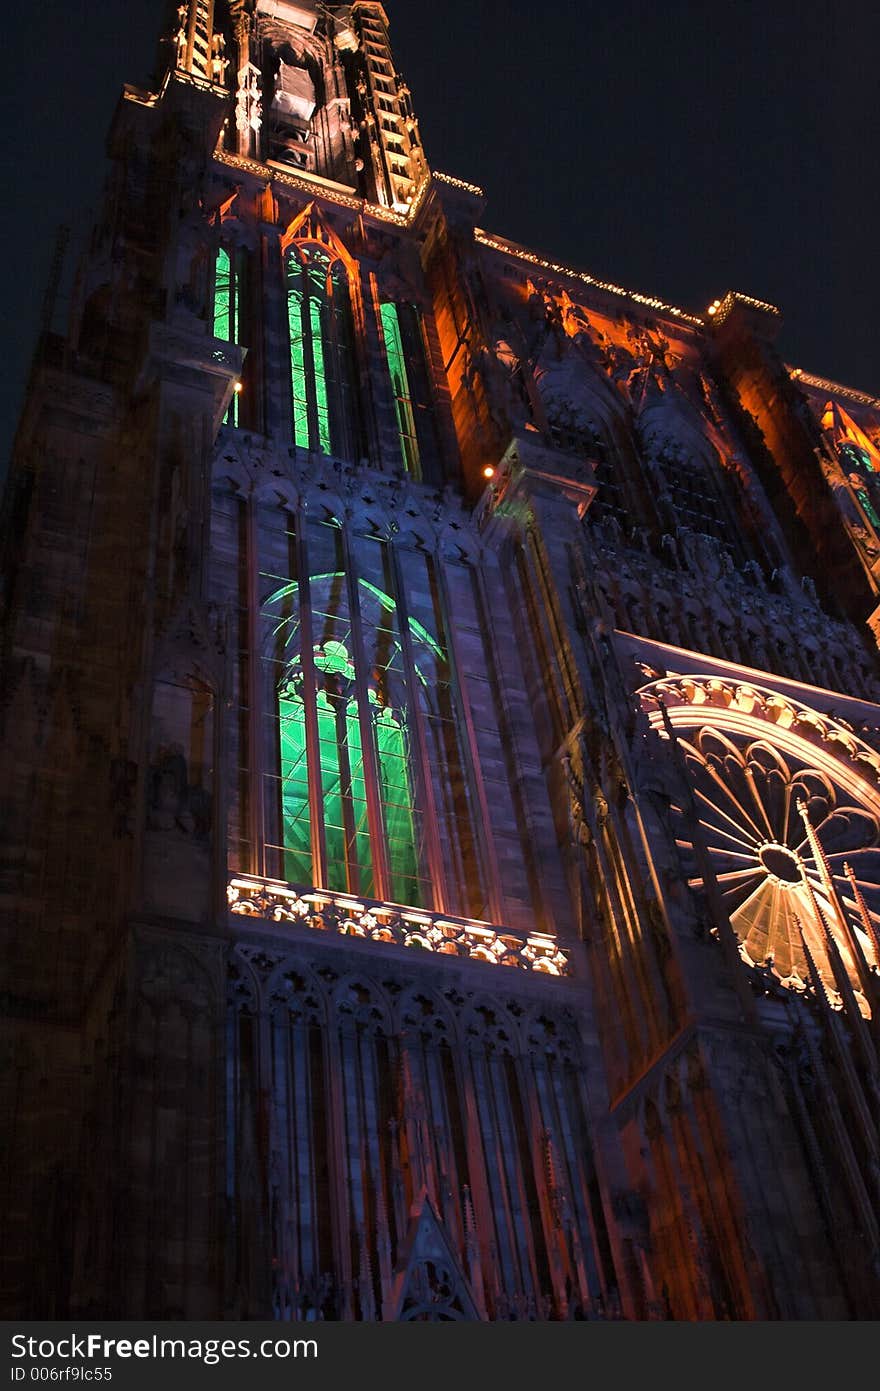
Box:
(2, 1, 880, 1319)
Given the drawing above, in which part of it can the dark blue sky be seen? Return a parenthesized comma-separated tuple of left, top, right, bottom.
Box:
(4, 0, 878, 467)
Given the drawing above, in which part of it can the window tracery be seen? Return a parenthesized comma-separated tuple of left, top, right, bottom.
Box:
(260, 520, 483, 914)
(285, 242, 360, 459)
(641, 676, 880, 1014)
(213, 243, 244, 424)
(379, 300, 419, 473)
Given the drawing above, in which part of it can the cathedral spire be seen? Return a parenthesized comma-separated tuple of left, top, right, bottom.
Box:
(348, 3, 428, 209)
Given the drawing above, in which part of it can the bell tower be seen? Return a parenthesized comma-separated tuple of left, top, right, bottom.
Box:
(168, 1, 430, 207)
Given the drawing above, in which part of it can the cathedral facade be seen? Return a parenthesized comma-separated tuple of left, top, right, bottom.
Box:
(2, 1, 880, 1320)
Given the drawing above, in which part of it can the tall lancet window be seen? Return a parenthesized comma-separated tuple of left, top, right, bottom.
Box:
(214, 244, 243, 424)
(263, 520, 429, 908)
(379, 301, 419, 473)
(285, 244, 360, 460)
(378, 300, 441, 480)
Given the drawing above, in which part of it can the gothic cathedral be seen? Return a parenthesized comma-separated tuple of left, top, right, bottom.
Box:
(3, 1, 880, 1320)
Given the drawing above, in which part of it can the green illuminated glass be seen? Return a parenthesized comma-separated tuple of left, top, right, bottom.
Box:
(268, 565, 424, 905)
(380, 301, 419, 473)
(857, 489, 880, 528)
(214, 245, 241, 425)
(343, 694, 372, 898)
(214, 247, 231, 341)
(308, 275, 331, 453)
(840, 443, 875, 474)
(316, 688, 345, 886)
(279, 685, 312, 884)
(311, 636, 370, 894)
(287, 283, 310, 449)
(286, 248, 357, 458)
(375, 699, 418, 901)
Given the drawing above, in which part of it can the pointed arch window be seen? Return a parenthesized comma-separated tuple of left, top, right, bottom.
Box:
(379, 301, 419, 473)
(243, 510, 501, 921)
(651, 441, 753, 564)
(835, 442, 880, 529)
(278, 642, 372, 893)
(214, 243, 244, 425)
(278, 637, 419, 900)
(378, 300, 440, 480)
(264, 522, 432, 907)
(548, 422, 626, 528)
(285, 244, 360, 460)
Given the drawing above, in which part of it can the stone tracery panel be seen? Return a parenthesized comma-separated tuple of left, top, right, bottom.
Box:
(225, 940, 615, 1319)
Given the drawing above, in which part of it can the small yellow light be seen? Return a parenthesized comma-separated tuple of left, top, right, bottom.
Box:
(483, 465, 495, 479)
(233, 380, 244, 393)
(707, 305, 717, 316)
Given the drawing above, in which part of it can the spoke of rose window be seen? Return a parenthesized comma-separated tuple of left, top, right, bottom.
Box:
(695, 825, 758, 858)
(702, 845, 760, 864)
(741, 765, 776, 840)
(781, 781, 799, 849)
(700, 759, 769, 843)
(714, 867, 765, 884)
(692, 787, 759, 850)
(693, 771, 766, 846)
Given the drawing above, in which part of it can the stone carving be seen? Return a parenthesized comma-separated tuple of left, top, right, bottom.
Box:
(226, 875, 571, 976)
(148, 743, 212, 839)
(235, 62, 263, 138)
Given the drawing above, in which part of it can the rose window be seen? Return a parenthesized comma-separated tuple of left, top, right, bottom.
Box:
(640, 677, 880, 1013)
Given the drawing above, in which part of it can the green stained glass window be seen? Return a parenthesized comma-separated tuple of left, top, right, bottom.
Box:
(857, 489, 880, 528)
(380, 301, 419, 473)
(287, 284, 310, 449)
(840, 443, 875, 474)
(267, 555, 425, 906)
(277, 637, 384, 899)
(214, 244, 242, 425)
(375, 700, 418, 901)
(342, 695, 373, 898)
(316, 687, 346, 888)
(285, 247, 360, 459)
(214, 247, 231, 341)
(279, 685, 311, 884)
(308, 283, 331, 453)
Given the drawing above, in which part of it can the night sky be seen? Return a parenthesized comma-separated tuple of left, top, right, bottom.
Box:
(3, 0, 879, 469)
